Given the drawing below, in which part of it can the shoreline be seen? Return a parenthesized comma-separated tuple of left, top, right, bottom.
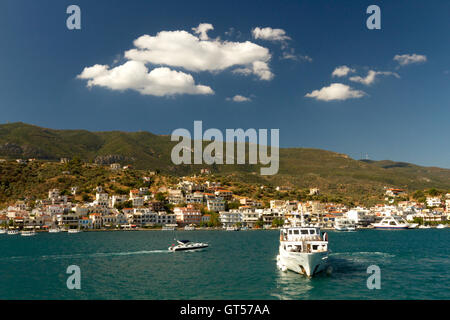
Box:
(4, 225, 446, 234)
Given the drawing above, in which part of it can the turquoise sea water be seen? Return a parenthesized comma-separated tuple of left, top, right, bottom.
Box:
(0, 229, 448, 299)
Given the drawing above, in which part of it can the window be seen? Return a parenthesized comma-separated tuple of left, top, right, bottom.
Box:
(293, 230, 299, 235)
(309, 229, 315, 234)
(301, 230, 308, 235)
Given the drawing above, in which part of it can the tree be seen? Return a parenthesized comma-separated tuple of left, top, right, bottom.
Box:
(427, 188, 440, 197)
(255, 217, 264, 228)
(272, 218, 284, 228)
(155, 192, 167, 202)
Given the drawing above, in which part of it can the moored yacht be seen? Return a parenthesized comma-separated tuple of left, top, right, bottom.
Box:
(226, 226, 240, 231)
(0, 229, 6, 234)
(67, 228, 82, 233)
(184, 225, 195, 231)
(334, 218, 357, 231)
(419, 225, 431, 229)
(372, 216, 410, 229)
(277, 224, 329, 277)
(7, 229, 19, 235)
(168, 240, 209, 251)
(436, 224, 447, 229)
(20, 230, 36, 236)
(48, 227, 61, 233)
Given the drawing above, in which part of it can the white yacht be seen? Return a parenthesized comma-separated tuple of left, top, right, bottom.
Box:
(436, 224, 447, 229)
(277, 225, 329, 277)
(7, 230, 19, 235)
(20, 230, 36, 236)
(48, 227, 61, 233)
(162, 226, 175, 231)
(372, 216, 410, 229)
(419, 225, 431, 229)
(67, 228, 82, 234)
(226, 226, 240, 231)
(168, 240, 209, 252)
(334, 218, 357, 231)
(184, 225, 195, 231)
(0, 229, 6, 234)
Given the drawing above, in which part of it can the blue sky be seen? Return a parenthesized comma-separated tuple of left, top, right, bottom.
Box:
(0, 0, 449, 168)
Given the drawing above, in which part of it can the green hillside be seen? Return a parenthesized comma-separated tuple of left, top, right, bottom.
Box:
(1, 122, 450, 199)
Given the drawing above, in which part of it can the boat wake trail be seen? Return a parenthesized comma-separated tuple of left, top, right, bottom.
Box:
(0, 250, 169, 262)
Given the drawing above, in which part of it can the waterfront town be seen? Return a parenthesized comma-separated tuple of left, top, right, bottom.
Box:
(1, 158, 449, 233)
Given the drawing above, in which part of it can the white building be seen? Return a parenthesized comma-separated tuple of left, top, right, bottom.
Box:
(168, 189, 184, 204)
(185, 192, 204, 204)
(156, 212, 177, 225)
(219, 211, 242, 228)
(132, 197, 145, 207)
(426, 196, 442, 208)
(207, 199, 226, 212)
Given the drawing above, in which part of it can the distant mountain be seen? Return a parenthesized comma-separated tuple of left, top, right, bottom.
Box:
(1, 122, 450, 194)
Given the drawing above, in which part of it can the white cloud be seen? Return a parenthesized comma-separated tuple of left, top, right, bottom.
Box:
(192, 23, 214, 40)
(231, 61, 274, 80)
(281, 48, 312, 62)
(124, 24, 273, 80)
(232, 67, 253, 76)
(252, 27, 291, 41)
(226, 95, 251, 102)
(349, 70, 399, 85)
(332, 65, 355, 77)
(305, 83, 366, 101)
(77, 60, 213, 97)
(393, 54, 427, 66)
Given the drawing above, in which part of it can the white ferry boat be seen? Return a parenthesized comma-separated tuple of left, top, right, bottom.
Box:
(277, 225, 329, 277)
(334, 218, 357, 231)
(20, 230, 36, 237)
(168, 240, 209, 252)
(372, 216, 410, 229)
(7, 230, 19, 235)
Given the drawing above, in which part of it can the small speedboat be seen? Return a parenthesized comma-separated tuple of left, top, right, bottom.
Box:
(184, 225, 195, 231)
(68, 229, 82, 233)
(226, 226, 240, 231)
(419, 225, 431, 229)
(48, 228, 61, 233)
(7, 230, 19, 235)
(436, 224, 447, 229)
(168, 240, 208, 252)
(0, 229, 6, 234)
